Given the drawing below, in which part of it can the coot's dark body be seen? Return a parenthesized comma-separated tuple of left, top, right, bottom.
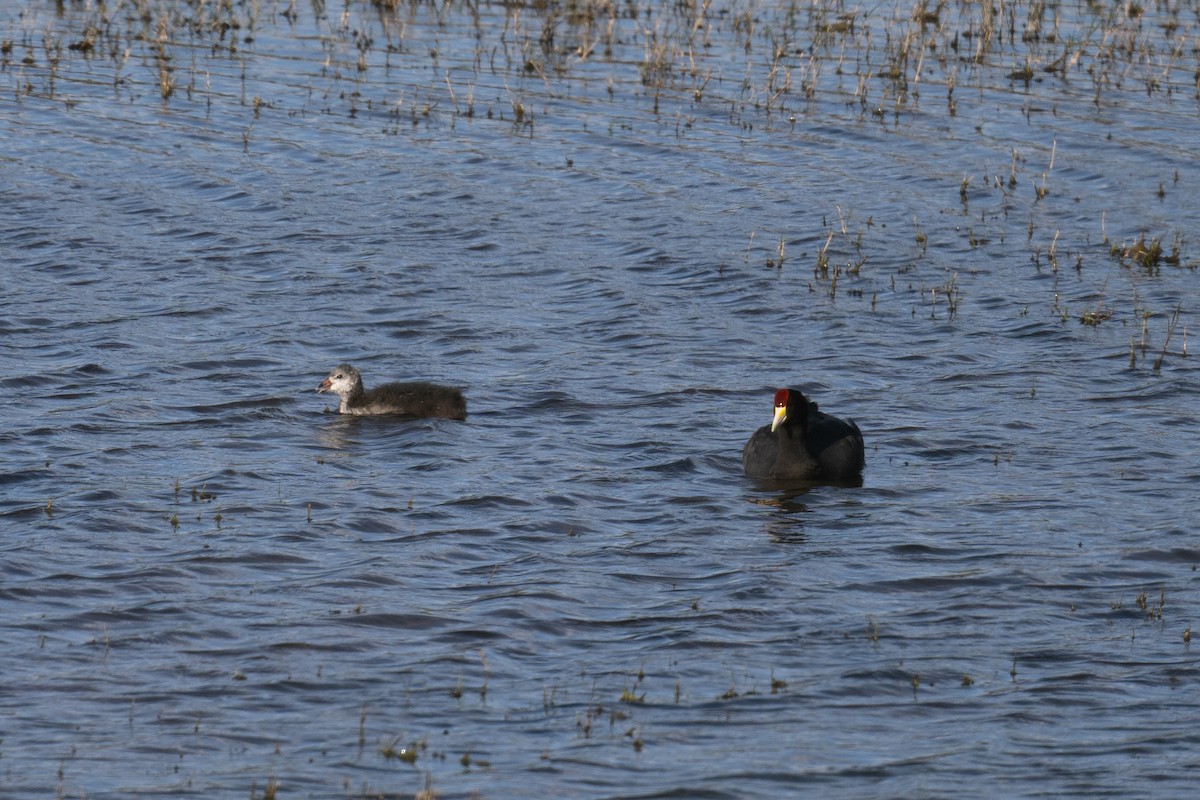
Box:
(743, 388, 864, 483)
(317, 364, 467, 419)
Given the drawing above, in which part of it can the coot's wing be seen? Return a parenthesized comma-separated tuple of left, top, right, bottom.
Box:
(742, 424, 779, 479)
(807, 412, 865, 477)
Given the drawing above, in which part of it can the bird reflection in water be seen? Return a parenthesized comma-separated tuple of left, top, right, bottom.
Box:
(749, 490, 812, 544)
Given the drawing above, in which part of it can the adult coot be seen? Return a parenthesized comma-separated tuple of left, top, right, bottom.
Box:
(743, 388, 864, 483)
(317, 364, 467, 419)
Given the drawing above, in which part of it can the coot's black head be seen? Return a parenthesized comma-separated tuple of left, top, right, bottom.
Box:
(770, 388, 809, 432)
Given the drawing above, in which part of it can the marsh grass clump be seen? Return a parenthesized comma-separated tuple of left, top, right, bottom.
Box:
(917, 271, 963, 319)
(380, 735, 425, 764)
(248, 777, 279, 800)
(1153, 305, 1184, 371)
(21, 0, 1200, 138)
(1136, 589, 1167, 621)
(415, 773, 441, 800)
(940, 272, 962, 318)
(579, 707, 594, 737)
(619, 686, 645, 703)
(766, 235, 786, 269)
(619, 662, 647, 703)
(1079, 302, 1113, 326)
(1113, 233, 1166, 272)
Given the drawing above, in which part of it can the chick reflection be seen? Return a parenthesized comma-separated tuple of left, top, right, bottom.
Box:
(313, 413, 368, 452)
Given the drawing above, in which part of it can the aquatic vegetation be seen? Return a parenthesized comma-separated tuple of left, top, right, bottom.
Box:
(191, 483, 215, 502)
(1138, 588, 1167, 621)
(10, 0, 1193, 343)
(1111, 232, 1186, 273)
(248, 776, 279, 800)
(1153, 305, 1185, 371)
(6, 0, 1193, 133)
(1079, 302, 1113, 326)
(619, 686, 645, 703)
(380, 736, 424, 764)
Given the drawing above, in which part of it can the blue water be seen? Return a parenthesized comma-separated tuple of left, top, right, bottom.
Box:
(3, 0, 1200, 796)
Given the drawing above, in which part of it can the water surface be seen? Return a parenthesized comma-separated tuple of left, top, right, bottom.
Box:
(2, 0, 1199, 796)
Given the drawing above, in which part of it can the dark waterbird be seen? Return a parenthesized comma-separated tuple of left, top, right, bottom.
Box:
(743, 388, 864, 484)
(317, 364, 467, 419)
